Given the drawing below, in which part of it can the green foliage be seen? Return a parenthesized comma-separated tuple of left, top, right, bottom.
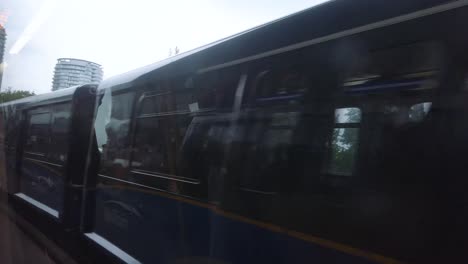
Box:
(328, 108, 361, 176)
(329, 127, 359, 175)
(0, 88, 35, 103)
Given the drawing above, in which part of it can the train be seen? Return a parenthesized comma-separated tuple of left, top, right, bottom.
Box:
(2, 0, 468, 263)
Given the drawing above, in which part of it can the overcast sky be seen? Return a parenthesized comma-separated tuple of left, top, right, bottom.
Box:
(0, 0, 326, 94)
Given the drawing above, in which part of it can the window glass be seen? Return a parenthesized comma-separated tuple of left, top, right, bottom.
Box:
(195, 68, 239, 110)
(25, 111, 51, 155)
(326, 107, 361, 176)
(335, 107, 361, 124)
(130, 71, 239, 183)
(95, 91, 111, 152)
(229, 112, 299, 192)
(140, 93, 167, 115)
(327, 127, 360, 176)
(173, 91, 195, 112)
(250, 65, 309, 107)
(132, 114, 194, 178)
(51, 104, 71, 134)
(111, 92, 134, 120)
(139, 71, 240, 116)
(106, 92, 134, 146)
(409, 102, 432, 122)
(98, 92, 135, 176)
(50, 103, 72, 164)
(344, 42, 442, 94)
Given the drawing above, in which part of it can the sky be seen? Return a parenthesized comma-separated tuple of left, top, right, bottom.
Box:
(0, 0, 327, 94)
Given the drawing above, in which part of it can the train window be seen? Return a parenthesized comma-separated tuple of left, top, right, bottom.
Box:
(173, 91, 195, 112)
(132, 113, 194, 178)
(139, 71, 239, 116)
(49, 103, 72, 164)
(231, 112, 299, 192)
(140, 90, 196, 115)
(248, 64, 309, 107)
(106, 92, 134, 146)
(409, 102, 432, 122)
(326, 107, 361, 176)
(111, 92, 134, 121)
(140, 93, 167, 115)
(96, 91, 135, 176)
(25, 111, 52, 155)
(195, 68, 239, 110)
(51, 104, 71, 134)
(344, 42, 442, 95)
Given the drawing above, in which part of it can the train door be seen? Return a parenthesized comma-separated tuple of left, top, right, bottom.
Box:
(17, 102, 71, 218)
(0, 108, 22, 194)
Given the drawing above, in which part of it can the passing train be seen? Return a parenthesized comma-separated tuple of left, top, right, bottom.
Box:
(2, 0, 468, 263)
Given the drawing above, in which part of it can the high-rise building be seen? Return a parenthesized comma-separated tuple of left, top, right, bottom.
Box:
(52, 58, 103, 91)
(0, 25, 6, 89)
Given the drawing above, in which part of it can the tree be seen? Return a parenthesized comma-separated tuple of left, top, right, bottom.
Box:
(328, 108, 361, 176)
(0, 88, 35, 103)
(168, 46, 180, 57)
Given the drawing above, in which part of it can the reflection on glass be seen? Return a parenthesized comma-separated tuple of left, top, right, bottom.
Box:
(334, 107, 361, 124)
(328, 127, 360, 176)
(97, 92, 135, 175)
(409, 102, 432, 122)
(95, 90, 112, 152)
(327, 107, 361, 176)
(26, 112, 51, 154)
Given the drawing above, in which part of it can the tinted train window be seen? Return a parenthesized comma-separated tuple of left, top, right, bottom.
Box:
(50, 103, 72, 164)
(237, 112, 299, 192)
(24, 103, 72, 162)
(409, 102, 431, 122)
(140, 93, 168, 114)
(140, 90, 196, 115)
(132, 114, 193, 177)
(344, 42, 441, 94)
(248, 64, 309, 107)
(139, 70, 239, 115)
(25, 111, 51, 155)
(173, 91, 195, 112)
(133, 91, 194, 176)
(195, 68, 239, 110)
(111, 92, 134, 120)
(108, 92, 134, 145)
(96, 91, 135, 176)
(326, 107, 361, 176)
(130, 73, 237, 182)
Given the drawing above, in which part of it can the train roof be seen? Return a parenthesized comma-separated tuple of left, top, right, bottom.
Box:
(99, 0, 460, 92)
(0, 85, 82, 110)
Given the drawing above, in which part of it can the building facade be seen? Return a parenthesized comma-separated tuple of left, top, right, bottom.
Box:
(0, 25, 6, 90)
(52, 58, 103, 91)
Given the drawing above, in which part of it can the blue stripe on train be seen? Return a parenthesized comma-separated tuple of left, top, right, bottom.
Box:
(20, 159, 64, 212)
(93, 186, 375, 264)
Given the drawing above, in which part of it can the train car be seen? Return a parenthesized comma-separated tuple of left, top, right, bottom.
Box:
(0, 84, 97, 230)
(79, 0, 468, 263)
(2, 0, 468, 263)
